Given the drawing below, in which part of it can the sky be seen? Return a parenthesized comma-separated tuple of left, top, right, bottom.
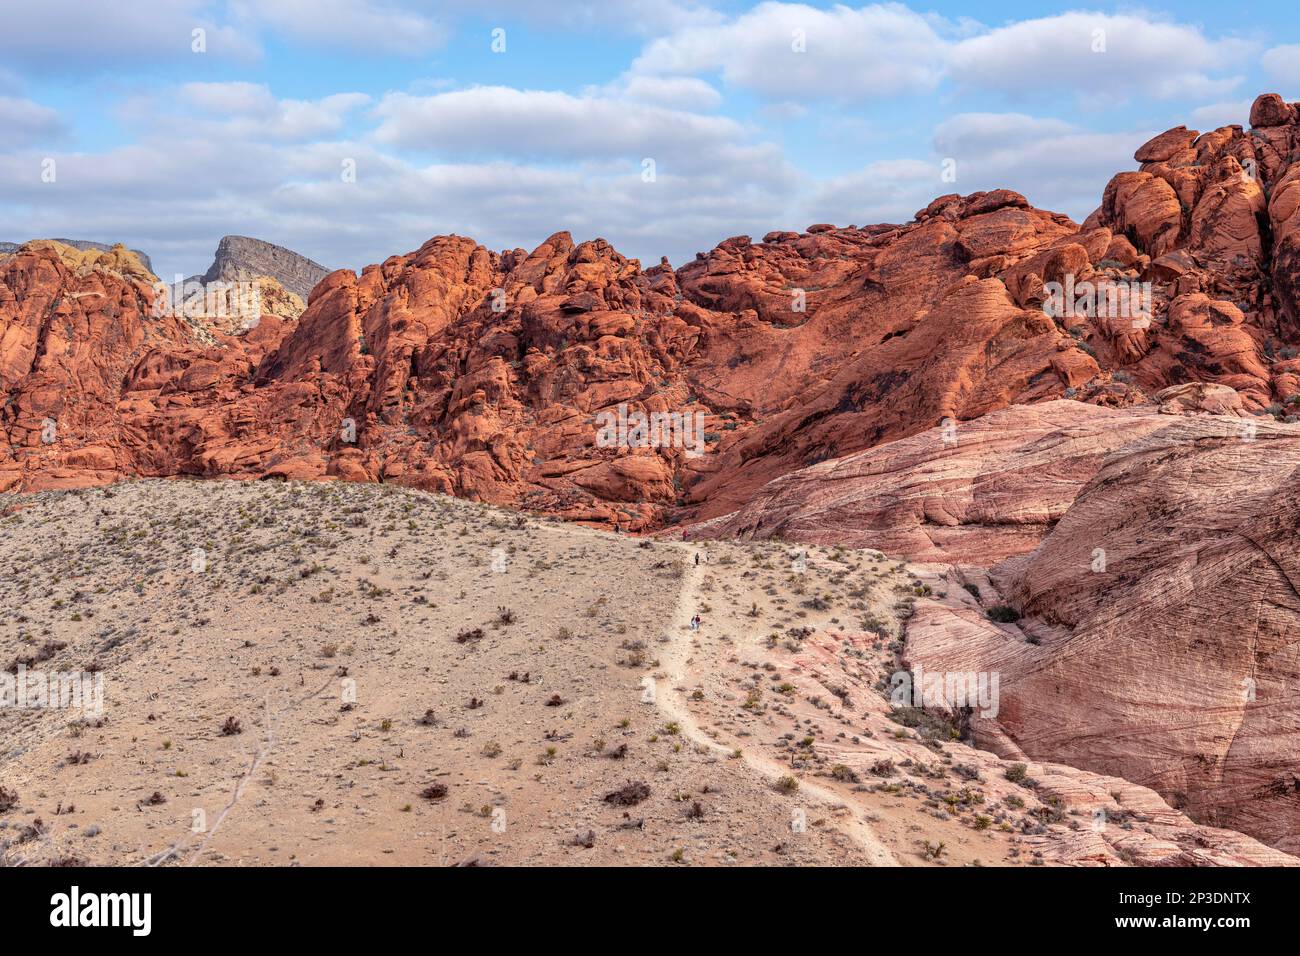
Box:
(0, 1, 1297, 281)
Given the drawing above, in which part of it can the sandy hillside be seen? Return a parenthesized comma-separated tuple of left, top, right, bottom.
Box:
(0, 480, 1283, 866)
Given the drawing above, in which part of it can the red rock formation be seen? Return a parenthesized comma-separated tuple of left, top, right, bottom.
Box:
(4, 94, 1300, 532)
(688, 399, 1300, 852)
(792, 623, 1296, 866)
(985, 409, 1300, 851)
(689, 401, 1174, 564)
(0, 195, 1093, 517)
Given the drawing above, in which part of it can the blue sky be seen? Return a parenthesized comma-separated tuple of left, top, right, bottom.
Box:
(1, 1, 1297, 281)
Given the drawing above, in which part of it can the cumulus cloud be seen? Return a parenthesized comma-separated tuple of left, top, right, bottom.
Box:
(948, 12, 1250, 102)
(1190, 100, 1253, 129)
(0, 0, 449, 69)
(803, 112, 1149, 228)
(630, 6, 1258, 107)
(931, 112, 1148, 218)
(436, 0, 722, 35)
(0, 0, 257, 69)
(1261, 45, 1300, 88)
(802, 158, 938, 227)
(372, 86, 761, 170)
(631, 1, 946, 99)
(228, 0, 446, 55)
(0, 96, 68, 148)
(0, 77, 798, 280)
(596, 75, 724, 111)
(178, 82, 371, 140)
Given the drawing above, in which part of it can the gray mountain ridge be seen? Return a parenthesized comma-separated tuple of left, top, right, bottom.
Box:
(186, 235, 331, 301)
(3, 235, 331, 302)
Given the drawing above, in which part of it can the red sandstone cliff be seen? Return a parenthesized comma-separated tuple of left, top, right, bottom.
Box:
(4, 94, 1299, 525)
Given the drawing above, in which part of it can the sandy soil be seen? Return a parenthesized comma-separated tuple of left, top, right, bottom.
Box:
(0, 479, 1146, 866)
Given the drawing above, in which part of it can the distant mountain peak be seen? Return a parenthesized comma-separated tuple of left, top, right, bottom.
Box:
(197, 235, 330, 301)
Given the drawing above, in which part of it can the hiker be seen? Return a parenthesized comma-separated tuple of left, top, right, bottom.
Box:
(694, 552, 700, 566)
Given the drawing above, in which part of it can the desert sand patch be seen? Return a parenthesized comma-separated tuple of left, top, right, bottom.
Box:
(2, 480, 1281, 867)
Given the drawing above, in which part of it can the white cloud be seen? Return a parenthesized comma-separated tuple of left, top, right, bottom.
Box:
(0, 96, 67, 148)
(180, 81, 278, 115)
(0, 0, 450, 69)
(933, 112, 1077, 156)
(0, 78, 798, 281)
(802, 158, 938, 227)
(1261, 45, 1300, 87)
(229, 0, 446, 56)
(631, 1, 946, 99)
(0, 0, 257, 69)
(1190, 100, 1253, 129)
(437, 0, 723, 36)
(177, 82, 371, 141)
(803, 112, 1150, 228)
(597, 75, 724, 111)
(372, 87, 757, 168)
(949, 13, 1251, 102)
(627, 6, 1261, 108)
(932, 112, 1148, 219)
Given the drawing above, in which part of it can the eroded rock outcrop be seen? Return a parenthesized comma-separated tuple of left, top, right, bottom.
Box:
(4, 94, 1300, 534)
(790, 625, 1295, 866)
(1, 198, 1094, 520)
(689, 401, 1173, 564)
(0, 238, 153, 275)
(691, 400, 1300, 853)
(987, 413, 1300, 852)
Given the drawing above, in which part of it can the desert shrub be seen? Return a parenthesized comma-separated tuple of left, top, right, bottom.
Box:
(888, 706, 961, 740)
(773, 775, 800, 794)
(604, 781, 651, 806)
(829, 764, 859, 783)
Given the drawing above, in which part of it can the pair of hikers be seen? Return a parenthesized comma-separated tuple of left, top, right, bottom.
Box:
(689, 614, 702, 631)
